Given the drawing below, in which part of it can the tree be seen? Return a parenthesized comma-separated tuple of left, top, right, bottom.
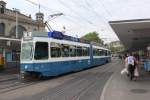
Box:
(81, 31, 103, 44)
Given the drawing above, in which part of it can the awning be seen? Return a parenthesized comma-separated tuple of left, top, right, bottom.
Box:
(109, 19, 150, 51)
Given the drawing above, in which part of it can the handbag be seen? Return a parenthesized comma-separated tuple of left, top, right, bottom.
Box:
(121, 68, 128, 75)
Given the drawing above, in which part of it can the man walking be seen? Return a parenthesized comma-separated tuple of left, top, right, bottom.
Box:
(126, 53, 135, 80)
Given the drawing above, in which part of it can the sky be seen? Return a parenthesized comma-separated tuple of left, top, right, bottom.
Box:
(2, 0, 150, 43)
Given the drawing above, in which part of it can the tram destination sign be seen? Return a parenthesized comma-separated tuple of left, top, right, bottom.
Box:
(23, 32, 33, 40)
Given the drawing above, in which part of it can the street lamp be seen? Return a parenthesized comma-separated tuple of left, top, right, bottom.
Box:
(13, 8, 20, 38)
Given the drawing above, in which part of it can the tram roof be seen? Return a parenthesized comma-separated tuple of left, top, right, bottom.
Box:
(109, 18, 150, 51)
(23, 31, 105, 48)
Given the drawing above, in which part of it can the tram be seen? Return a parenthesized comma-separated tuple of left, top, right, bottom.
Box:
(20, 31, 111, 79)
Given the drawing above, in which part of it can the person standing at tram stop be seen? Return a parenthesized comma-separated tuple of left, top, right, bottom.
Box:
(126, 53, 139, 80)
(133, 54, 139, 80)
(124, 54, 129, 69)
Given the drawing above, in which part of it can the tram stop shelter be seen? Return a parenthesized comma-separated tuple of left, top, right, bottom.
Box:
(109, 19, 150, 51)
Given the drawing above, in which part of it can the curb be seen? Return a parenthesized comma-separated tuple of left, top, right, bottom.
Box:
(100, 72, 114, 100)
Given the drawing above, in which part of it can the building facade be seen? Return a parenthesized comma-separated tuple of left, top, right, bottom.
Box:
(0, 1, 45, 69)
(108, 41, 125, 53)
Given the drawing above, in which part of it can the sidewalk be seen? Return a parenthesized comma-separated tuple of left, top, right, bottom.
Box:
(101, 61, 150, 100)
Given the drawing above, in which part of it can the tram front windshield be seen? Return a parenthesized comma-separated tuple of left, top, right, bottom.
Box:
(21, 42, 33, 61)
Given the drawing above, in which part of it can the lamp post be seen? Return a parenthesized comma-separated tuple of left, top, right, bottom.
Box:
(13, 8, 20, 38)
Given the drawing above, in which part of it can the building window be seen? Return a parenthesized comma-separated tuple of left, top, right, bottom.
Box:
(0, 23, 5, 36)
(0, 5, 5, 14)
(34, 28, 37, 31)
(10, 25, 26, 38)
(6, 52, 12, 62)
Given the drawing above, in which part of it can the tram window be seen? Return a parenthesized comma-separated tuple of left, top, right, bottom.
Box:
(69, 45, 76, 57)
(82, 47, 88, 56)
(99, 49, 104, 56)
(77, 46, 82, 56)
(108, 51, 111, 56)
(96, 49, 99, 56)
(93, 49, 95, 56)
(103, 50, 106, 56)
(102, 50, 105, 56)
(87, 47, 90, 56)
(61, 44, 69, 57)
(34, 42, 48, 60)
(51, 42, 61, 58)
(97, 49, 101, 56)
(93, 48, 98, 56)
(105, 50, 108, 56)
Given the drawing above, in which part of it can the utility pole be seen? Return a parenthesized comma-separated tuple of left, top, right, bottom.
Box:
(13, 8, 20, 38)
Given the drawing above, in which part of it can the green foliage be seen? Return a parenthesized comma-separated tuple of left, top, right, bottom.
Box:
(81, 31, 103, 44)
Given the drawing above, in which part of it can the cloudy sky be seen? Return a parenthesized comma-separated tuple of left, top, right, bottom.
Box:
(3, 0, 150, 43)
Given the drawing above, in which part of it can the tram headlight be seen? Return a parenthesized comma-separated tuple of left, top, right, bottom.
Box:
(25, 65, 28, 69)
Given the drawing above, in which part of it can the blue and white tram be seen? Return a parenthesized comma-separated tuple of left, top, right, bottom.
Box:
(20, 31, 111, 79)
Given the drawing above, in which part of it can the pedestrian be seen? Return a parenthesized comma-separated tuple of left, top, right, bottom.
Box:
(124, 54, 128, 68)
(127, 53, 136, 80)
(120, 54, 128, 75)
(133, 54, 139, 80)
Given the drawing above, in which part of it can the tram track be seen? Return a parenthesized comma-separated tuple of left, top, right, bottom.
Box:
(0, 60, 120, 100)
(0, 78, 43, 94)
(0, 77, 18, 83)
(68, 72, 112, 100)
(67, 61, 119, 100)
(37, 60, 120, 100)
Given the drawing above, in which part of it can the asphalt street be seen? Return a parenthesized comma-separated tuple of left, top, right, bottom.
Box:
(0, 58, 120, 100)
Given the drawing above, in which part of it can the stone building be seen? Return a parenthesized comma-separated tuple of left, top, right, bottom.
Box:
(0, 0, 45, 70)
(108, 41, 125, 53)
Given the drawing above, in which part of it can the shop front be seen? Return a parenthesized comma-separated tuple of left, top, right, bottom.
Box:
(0, 39, 20, 72)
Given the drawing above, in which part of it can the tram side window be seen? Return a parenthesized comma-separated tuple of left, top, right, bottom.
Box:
(93, 48, 99, 56)
(77, 46, 82, 56)
(99, 49, 104, 56)
(61, 44, 69, 57)
(70, 45, 76, 57)
(105, 50, 108, 56)
(102, 50, 106, 56)
(82, 47, 88, 56)
(51, 42, 61, 58)
(93, 49, 96, 56)
(87, 47, 90, 56)
(96, 49, 99, 56)
(34, 42, 48, 60)
(108, 51, 111, 56)
(97, 49, 101, 56)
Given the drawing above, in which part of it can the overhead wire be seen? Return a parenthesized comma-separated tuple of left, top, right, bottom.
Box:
(70, 0, 112, 34)
(24, 0, 87, 29)
(72, 0, 116, 40)
(95, 0, 113, 18)
(25, 0, 62, 13)
(56, 0, 96, 26)
(24, 0, 115, 39)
